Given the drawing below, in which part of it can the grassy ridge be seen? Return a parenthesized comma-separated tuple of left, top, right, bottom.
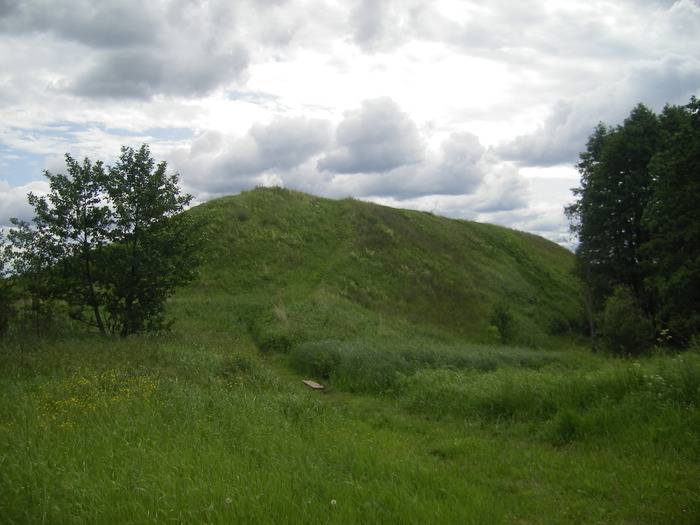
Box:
(180, 187, 581, 348)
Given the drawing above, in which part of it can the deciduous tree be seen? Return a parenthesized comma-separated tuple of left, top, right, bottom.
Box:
(643, 98, 700, 342)
(102, 145, 200, 336)
(567, 104, 660, 307)
(566, 104, 661, 350)
(8, 144, 201, 337)
(0, 233, 15, 338)
(568, 99, 700, 349)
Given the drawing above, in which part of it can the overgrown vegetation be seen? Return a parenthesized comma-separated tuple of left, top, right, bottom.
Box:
(599, 284, 655, 356)
(289, 339, 562, 394)
(1, 180, 698, 522)
(183, 187, 581, 348)
(1, 332, 697, 524)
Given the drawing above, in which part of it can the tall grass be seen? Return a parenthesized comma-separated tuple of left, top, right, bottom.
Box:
(2, 335, 699, 523)
(0, 336, 505, 524)
(289, 339, 570, 394)
(184, 188, 582, 346)
(398, 353, 700, 448)
(1, 187, 698, 523)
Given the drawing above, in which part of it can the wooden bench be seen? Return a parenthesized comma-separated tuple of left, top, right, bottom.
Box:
(301, 379, 324, 390)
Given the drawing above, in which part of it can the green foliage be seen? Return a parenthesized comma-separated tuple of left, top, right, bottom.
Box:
(3, 183, 698, 523)
(489, 302, 519, 344)
(568, 98, 700, 347)
(600, 285, 655, 356)
(101, 145, 201, 336)
(0, 337, 506, 524)
(567, 104, 660, 309)
(16, 153, 110, 332)
(0, 234, 14, 338)
(290, 339, 565, 394)
(643, 98, 700, 342)
(6, 217, 63, 336)
(6, 145, 202, 337)
(398, 353, 700, 432)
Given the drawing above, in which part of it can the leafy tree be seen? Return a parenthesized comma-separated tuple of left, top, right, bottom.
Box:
(0, 233, 15, 338)
(567, 104, 660, 306)
(11, 155, 111, 333)
(567, 104, 661, 349)
(6, 217, 65, 335)
(101, 145, 200, 336)
(8, 144, 201, 337)
(643, 97, 700, 342)
(569, 98, 700, 349)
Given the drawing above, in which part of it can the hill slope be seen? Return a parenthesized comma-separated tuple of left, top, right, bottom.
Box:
(175, 187, 581, 347)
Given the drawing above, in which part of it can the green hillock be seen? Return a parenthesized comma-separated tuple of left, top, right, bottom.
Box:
(174, 186, 581, 348)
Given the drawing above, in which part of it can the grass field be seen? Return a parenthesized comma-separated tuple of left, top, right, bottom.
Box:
(1, 331, 698, 524)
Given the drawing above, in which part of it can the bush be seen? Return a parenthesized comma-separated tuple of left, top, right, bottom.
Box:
(600, 285, 655, 356)
(489, 302, 519, 344)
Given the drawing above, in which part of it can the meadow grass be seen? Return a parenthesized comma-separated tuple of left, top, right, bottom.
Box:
(288, 339, 570, 394)
(0, 335, 505, 524)
(398, 353, 700, 431)
(1, 332, 698, 524)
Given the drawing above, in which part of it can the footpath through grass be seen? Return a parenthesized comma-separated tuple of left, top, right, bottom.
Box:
(1, 332, 699, 524)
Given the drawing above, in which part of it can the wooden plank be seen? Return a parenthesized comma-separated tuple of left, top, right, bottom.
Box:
(301, 379, 324, 390)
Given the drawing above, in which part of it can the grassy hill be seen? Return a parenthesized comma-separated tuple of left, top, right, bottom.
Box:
(176, 186, 581, 349)
(2, 187, 699, 524)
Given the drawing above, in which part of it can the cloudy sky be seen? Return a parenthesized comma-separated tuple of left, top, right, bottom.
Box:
(1, 0, 699, 245)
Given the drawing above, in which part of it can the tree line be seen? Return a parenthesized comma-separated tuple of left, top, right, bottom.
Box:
(0, 144, 202, 338)
(567, 97, 700, 354)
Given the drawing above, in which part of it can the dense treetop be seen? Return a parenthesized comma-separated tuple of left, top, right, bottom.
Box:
(4, 145, 201, 337)
(567, 97, 700, 352)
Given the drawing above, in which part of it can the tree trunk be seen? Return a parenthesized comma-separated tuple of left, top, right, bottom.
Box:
(91, 300, 106, 336)
(584, 263, 597, 353)
(83, 245, 106, 336)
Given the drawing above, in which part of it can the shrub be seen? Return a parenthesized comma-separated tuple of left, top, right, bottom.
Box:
(600, 285, 654, 356)
(489, 302, 519, 344)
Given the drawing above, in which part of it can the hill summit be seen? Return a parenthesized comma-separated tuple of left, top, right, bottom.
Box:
(179, 187, 581, 347)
